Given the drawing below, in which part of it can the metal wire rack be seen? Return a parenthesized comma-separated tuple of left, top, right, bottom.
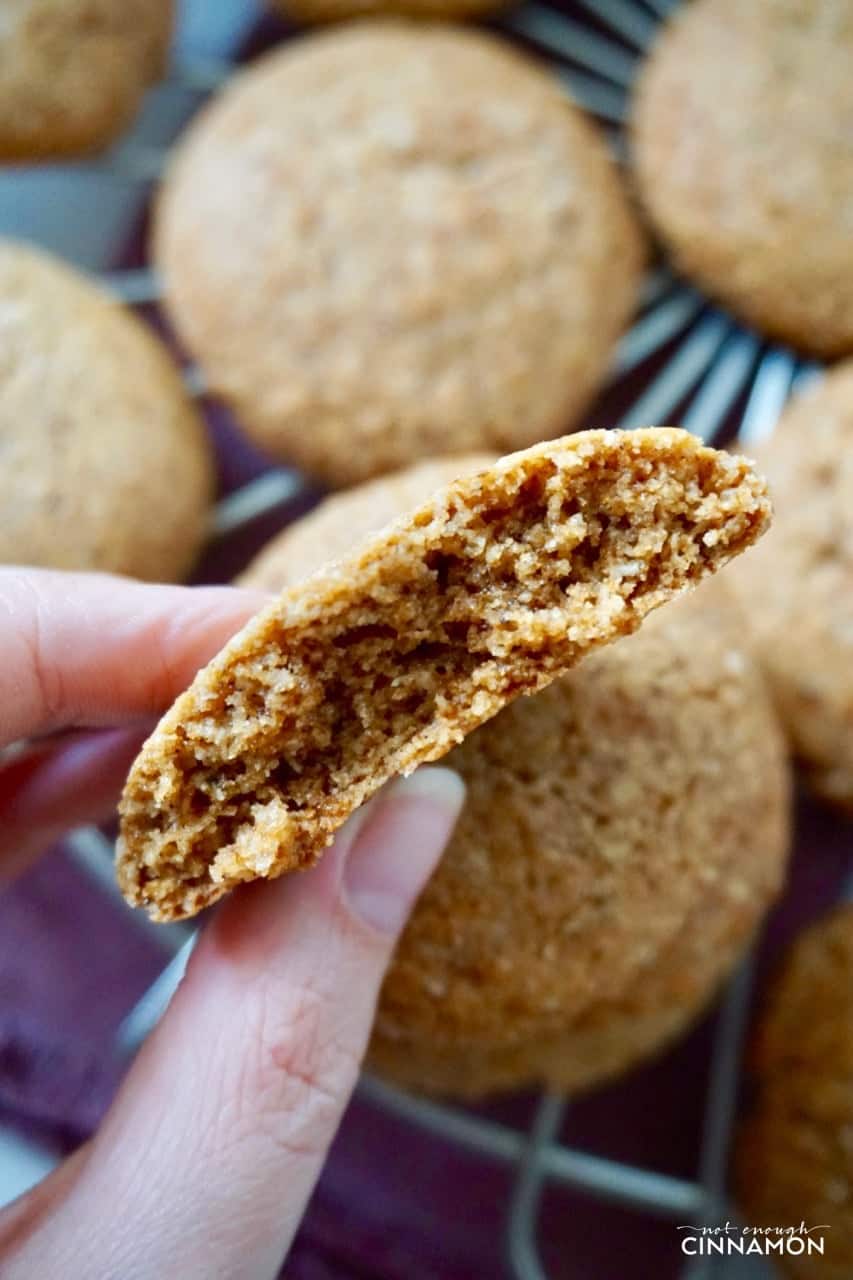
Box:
(16, 0, 835, 1275)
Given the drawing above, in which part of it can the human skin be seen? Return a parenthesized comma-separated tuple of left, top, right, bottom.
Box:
(0, 567, 463, 1279)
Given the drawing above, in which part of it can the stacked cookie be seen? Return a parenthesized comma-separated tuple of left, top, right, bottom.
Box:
(367, 590, 788, 1097)
(238, 459, 788, 1097)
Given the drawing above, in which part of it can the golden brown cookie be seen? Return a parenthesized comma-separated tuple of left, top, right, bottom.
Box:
(0, 0, 173, 161)
(117, 427, 770, 923)
(736, 906, 853, 1279)
(0, 240, 214, 581)
(242, 460, 789, 1098)
(267, 0, 503, 22)
(243, 454, 497, 591)
(728, 365, 853, 809)
(631, 0, 853, 357)
(369, 605, 789, 1096)
(155, 22, 644, 487)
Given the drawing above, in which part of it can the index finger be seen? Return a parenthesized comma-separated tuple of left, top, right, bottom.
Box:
(0, 568, 267, 747)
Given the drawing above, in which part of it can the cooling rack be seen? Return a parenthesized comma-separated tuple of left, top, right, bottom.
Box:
(13, 0, 836, 1276)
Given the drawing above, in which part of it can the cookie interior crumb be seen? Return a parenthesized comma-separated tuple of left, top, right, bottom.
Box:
(117, 429, 770, 922)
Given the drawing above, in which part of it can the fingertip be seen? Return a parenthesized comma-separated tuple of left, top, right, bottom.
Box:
(342, 767, 466, 936)
(0, 570, 273, 743)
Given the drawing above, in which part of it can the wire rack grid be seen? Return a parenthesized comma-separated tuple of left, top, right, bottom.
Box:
(24, 1, 831, 1276)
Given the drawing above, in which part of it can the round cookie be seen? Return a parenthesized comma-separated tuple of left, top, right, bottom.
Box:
(267, 0, 503, 23)
(0, 0, 173, 162)
(369, 841, 782, 1096)
(736, 906, 853, 1279)
(728, 364, 853, 809)
(631, 0, 853, 357)
(0, 240, 214, 581)
(241, 458, 789, 1097)
(155, 22, 644, 487)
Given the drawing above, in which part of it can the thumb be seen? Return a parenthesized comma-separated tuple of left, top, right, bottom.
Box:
(5, 768, 464, 1280)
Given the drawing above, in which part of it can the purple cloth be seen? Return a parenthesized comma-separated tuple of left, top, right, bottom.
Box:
(1, 787, 849, 1280)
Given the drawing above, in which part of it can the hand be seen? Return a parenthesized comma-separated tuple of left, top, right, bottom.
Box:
(0, 568, 464, 1279)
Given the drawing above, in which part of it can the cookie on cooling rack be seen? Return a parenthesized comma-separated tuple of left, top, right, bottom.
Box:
(116, 428, 771, 923)
(238, 453, 789, 1098)
(242, 454, 497, 591)
(631, 0, 853, 358)
(728, 364, 853, 809)
(266, 0, 504, 22)
(154, 22, 644, 487)
(0, 0, 173, 161)
(736, 905, 853, 1280)
(0, 240, 214, 580)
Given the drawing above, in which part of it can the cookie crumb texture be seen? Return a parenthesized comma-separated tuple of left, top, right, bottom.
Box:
(736, 906, 853, 1279)
(0, 240, 214, 581)
(0, 0, 173, 161)
(155, 22, 644, 486)
(631, 0, 853, 357)
(117, 428, 770, 923)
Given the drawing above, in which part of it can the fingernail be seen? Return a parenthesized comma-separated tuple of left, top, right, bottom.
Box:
(343, 768, 466, 936)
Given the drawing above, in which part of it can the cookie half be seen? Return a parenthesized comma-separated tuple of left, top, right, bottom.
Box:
(118, 428, 769, 922)
(155, 22, 644, 486)
(631, 0, 853, 357)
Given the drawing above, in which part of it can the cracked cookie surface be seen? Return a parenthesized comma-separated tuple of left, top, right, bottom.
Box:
(155, 22, 643, 486)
